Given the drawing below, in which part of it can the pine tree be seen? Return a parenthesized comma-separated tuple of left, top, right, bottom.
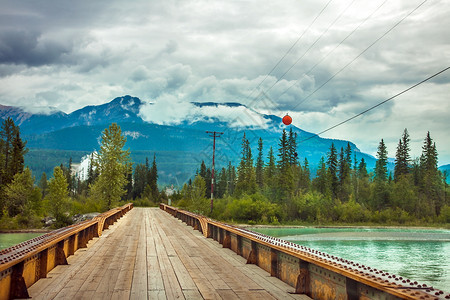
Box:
(358, 158, 368, 178)
(246, 146, 256, 193)
(235, 133, 256, 195)
(1, 117, 17, 185)
(199, 160, 207, 180)
(287, 128, 298, 166)
(394, 129, 411, 181)
(65, 157, 74, 196)
(312, 157, 329, 196)
(419, 132, 443, 216)
(133, 164, 147, 198)
(89, 123, 132, 211)
(298, 158, 310, 191)
(345, 143, 352, 167)
(149, 154, 159, 201)
(264, 146, 277, 201)
(351, 153, 358, 201)
(226, 161, 236, 195)
(0, 118, 26, 187)
(373, 139, 389, 209)
(216, 168, 227, 198)
(255, 137, 264, 189)
(327, 143, 338, 199)
(277, 129, 294, 198)
(10, 130, 27, 176)
(277, 130, 289, 169)
(374, 139, 388, 182)
(420, 132, 438, 176)
(355, 158, 370, 204)
(338, 147, 351, 201)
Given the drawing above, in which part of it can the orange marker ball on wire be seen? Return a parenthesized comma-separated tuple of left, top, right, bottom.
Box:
(282, 114, 292, 125)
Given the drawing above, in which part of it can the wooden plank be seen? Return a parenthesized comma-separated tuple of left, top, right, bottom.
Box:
(216, 289, 239, 299)
(95, 244, 127, 297)
(113, 254, 135, 292)
(147, 255, 164, 290)
(183, 289, 204, 299)
(168, 256, 197, 290)
(130, 211, 148, 299)
(155, 208, 309, 300)
(191, 256, 230, 290)
(165, 233, 223, 299)
(153, 210, 225, 299)
(235, 289, 277, 300)
(150, 209, 184, 299)
(147, 290, 167, 299)
(111, 289, 130, 300)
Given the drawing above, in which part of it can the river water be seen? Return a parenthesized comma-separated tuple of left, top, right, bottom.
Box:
(0, 233, 43, 250)
(250, 227, 450, 292)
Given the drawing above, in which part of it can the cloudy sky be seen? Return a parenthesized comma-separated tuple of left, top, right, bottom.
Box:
(0, 0, 449, 165)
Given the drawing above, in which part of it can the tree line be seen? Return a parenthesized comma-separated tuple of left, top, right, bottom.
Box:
(1, 117, 448, 229)
(0, 121, 163, 229)
(178, 128, 449, 225)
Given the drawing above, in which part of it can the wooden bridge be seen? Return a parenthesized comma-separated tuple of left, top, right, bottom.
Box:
(1, 205, 449, 299)
(28, 207, 307, 299)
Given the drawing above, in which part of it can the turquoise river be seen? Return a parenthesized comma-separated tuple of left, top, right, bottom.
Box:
(249, 227, 450, 292)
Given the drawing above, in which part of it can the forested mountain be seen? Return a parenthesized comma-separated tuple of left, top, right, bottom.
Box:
(2, 96, 379, 185)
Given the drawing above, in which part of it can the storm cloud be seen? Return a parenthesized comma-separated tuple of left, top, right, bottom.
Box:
(0, 0, 449, 163)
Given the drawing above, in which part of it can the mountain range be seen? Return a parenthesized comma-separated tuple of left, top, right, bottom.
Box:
(1, 95, 382, 186)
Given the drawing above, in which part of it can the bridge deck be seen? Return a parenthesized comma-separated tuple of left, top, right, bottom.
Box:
(28, 207, 309, 299)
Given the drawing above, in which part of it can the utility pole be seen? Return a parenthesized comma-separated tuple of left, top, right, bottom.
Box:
(206, 131, 223, 213)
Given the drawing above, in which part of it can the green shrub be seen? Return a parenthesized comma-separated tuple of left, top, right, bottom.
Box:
(439, 205, 450, 223)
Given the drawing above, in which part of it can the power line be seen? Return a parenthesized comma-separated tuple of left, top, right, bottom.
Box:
(258, 0, 357, 98)
(245, 0, 334, 104)
(299, 66, 450, 144)
(291, 0, 429, 111)
(277, 0, 389, 101)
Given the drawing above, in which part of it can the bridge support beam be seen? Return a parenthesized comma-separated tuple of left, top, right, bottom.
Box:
(346, 277, 358, 300)
(222, 233, 231, 249)
(56, 241, 68, 266)
(38, 250, 48, 279)
(246, 241, 258, 265)
(10, 262, 29, 300)
(295, 261, 310, 295)
(270, 249, 278, 278)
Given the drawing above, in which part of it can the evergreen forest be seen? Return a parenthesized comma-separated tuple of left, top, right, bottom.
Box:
(0, 118, 448, 230)
(177, 128, 450, 226)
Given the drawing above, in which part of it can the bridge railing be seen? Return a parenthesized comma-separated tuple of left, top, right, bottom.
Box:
(0, 203, 133, 300)
(160, 203, 449, 300)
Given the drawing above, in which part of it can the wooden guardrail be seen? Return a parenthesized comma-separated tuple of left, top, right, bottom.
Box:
(160, 204, 450, 300)
(0, 203, 133, 300)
